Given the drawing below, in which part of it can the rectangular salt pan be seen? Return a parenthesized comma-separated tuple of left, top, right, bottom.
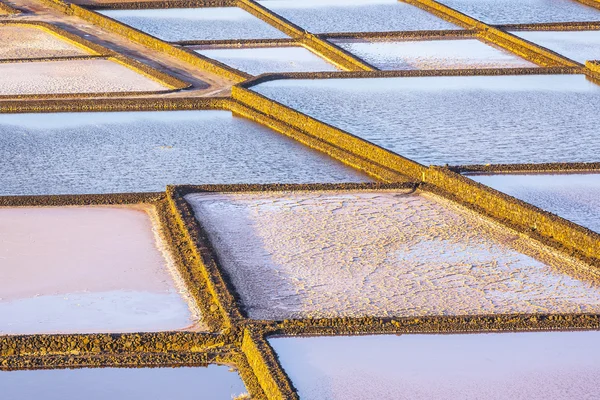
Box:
(438, 0, 600, 24)
(471, 173, 600, 233)
(0, 110, 369, 195)
(0, 59, 167, 95)
(100, 8, 289, 42)
(0, 25, 88, 59)
(514, 30, 600, 64)
(0, 205, 202, 335)
(270, 331, 600, 400)
(258, 0, 460, 33)
(195, 46, 339, 75)
(253, 75, 600, 165)
(186, 190, 600, 320)
(0, 366, 248, 400)
(334, 38, 537, 70)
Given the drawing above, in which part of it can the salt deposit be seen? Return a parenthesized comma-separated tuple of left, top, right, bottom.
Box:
(0, 25, 88, 59)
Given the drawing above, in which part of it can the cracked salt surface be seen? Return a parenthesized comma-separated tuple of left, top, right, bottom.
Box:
(0, 110, 369, 195)
(100, 7, 289, 42)
(195, 46, 339, 75)
(0, 205, 203, 334)
(253, 75, 600, 165)
(0, 59, 168, 95)
(334, 39, 537, 70)
(513, 30, 600, 64)
(471, 173, 600, 234)
(0, 365, 248, 400)
(270, 331, 600, 400)
(0, 25, 88, 59)
(438, 0, 600, 24)
(258, 0, 460, 33)
(186, 191, 600, 320)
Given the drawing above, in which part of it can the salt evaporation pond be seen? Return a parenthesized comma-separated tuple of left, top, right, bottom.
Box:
(0, 110, 368, 195)
(258, 0, 460, 33)
(100, 7, 288, 42)
(195, 46, 339, 75)
(0, 25, 88, 59)
(471, 173, 600, 233)
(0, 59, 168, 95)
(270, 331, 600, 400)
(438, 0, 600, 24)
(513, 30, 600, 64)
(0, 205, 202, 335)
(253, 75, 600, 165)
(186, 190, 600, 320)
(0, 365, 248, 400)
(334, 38, 536, 70)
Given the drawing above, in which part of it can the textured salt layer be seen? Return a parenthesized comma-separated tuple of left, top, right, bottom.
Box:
(471, 173, 600, 234)
(0, 110, 368, 196)
(438, 0, 600, 24)
(195, 46, 339, 75)
(0, 205, 202, 334)
(0, 25, 88, 59)
(514, 30, 600, 64)
(0, 366, 248, 400)
(253, 75, 600, 165)
(258, 0, 459, 33)
(0, 59, 167, 95)
(270, 331, 600, 400)
(186, 191, 600, 320)
(334, 39, 537, 70)
(100, 7, 289, 42)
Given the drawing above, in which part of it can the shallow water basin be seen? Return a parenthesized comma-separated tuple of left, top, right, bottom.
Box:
(513, 30, 600, 64)
(471, 173, 600, 233)
(333, 38, 537, 70)
(258, 0, 460, 33)
(0, 110, 369, 196)
(270, 331, 600, 399)
(0, 365, 248, 400)
(186, 190, 600, 320)
(253, 74, 600, 165)
(437, 0, 600, 24)
(100, 7, 289, 42)
(0, 205, 202, 334)
(195, 46, 339, 75)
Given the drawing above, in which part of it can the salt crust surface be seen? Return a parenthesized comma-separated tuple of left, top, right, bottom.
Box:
(254, 75, 600, 165)
(270, 331, 600, 400)
(472, 173, 600, 234)
(335, 39, 537, 70)
(0, 59, 167, 95)
(186, 191, 600, 320)
(196, 47, 339, 75)
(0, 25, 88, 59)
(0, 205, 201, 334)
(514, 30, 600, 64)
(438, 0, 600, 24)
(0, 111, 369, 195)
(101, 7, 288, 41)
(0, 366, 248, 400)
(258, 0, 459, 33)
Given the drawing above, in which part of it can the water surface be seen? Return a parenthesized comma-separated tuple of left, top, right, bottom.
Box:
(270, 331, 600, 399)
(253, 75, 600, 165)
(438, 0, 600, 24)
(0, 110, 369, 195)
(259, 0, 460, 33)
(0, 366, 248, 400)
(196, 46, 338, 75)
(100, 7, 288, 41)
(514, 30, 600, 64)
(471, 173, 600, 233)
